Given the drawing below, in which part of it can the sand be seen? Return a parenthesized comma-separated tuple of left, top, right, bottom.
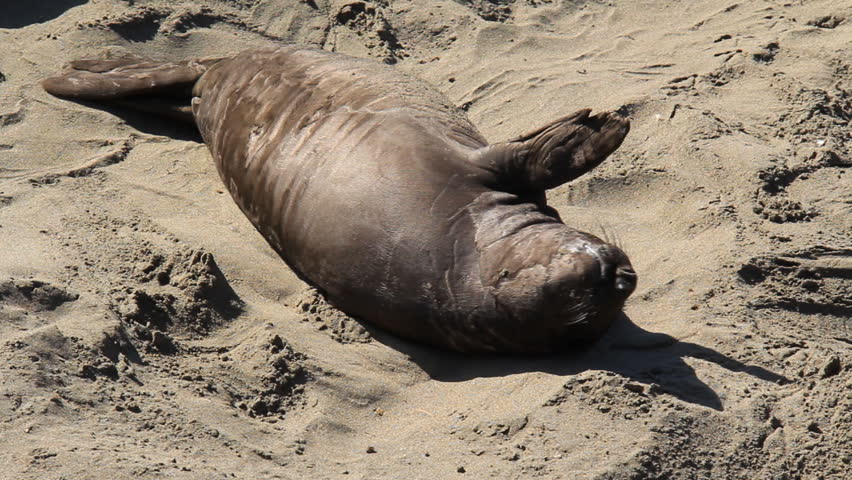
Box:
(0, 0, 850, 478)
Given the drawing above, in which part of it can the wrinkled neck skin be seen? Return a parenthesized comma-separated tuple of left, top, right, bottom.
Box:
(448, 109, 635, 352)
(459, 189, 630, 352)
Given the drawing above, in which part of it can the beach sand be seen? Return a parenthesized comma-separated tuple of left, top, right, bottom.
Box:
(0, 1, 850, 478)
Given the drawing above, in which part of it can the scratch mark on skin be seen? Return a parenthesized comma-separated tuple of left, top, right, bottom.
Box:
(430, 174, 459, 216)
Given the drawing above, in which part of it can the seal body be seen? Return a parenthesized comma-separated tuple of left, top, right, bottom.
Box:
(44, 46, 636, 353)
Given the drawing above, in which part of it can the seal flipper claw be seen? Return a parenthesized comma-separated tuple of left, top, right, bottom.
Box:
(475, 109, 630, 193)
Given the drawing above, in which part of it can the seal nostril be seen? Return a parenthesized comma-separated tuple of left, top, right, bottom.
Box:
(615, 278, 633, 293)
(614, 267, 637, 294)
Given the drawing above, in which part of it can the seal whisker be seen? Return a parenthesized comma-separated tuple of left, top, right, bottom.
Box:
(562, 310, 590, 327)
(560, 294, 597, 327)
(597, 222, 610, 244)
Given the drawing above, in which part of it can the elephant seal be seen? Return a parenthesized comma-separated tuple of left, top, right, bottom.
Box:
(43, 46, 636, 353)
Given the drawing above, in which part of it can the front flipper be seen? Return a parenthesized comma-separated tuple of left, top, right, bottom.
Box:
(474, 109, 630, 193)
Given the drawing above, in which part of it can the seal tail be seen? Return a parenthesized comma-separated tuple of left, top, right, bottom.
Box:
(42, 54, 222, 123)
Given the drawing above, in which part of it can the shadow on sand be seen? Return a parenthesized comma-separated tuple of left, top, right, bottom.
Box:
(1, 0, 88, 29)
(368, 314, 789, 411)
(86, 102, 203, 142)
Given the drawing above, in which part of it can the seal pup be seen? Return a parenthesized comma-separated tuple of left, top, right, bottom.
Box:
(43, 46, 636, 353)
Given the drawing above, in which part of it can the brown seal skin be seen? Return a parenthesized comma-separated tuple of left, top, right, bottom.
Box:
(43, 46, 636, 353)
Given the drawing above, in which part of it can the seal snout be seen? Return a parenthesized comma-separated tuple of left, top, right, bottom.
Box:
(592, 244, 637, 300)
(613, 266, 637, 297)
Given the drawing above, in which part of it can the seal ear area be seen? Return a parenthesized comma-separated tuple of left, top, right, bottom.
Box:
(474, 110, 630, 193)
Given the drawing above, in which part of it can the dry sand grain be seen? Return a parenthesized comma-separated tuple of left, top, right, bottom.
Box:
(1, 1, 850, 479)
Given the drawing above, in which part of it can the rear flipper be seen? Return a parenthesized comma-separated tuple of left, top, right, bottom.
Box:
(42, 54, 221, 123)
(475, 109, 630, 194)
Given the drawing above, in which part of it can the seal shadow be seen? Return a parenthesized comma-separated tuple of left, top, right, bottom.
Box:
(65, 100, 203, 142)
(1, 0, 87, 29)
(366, 314, 789, 411)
